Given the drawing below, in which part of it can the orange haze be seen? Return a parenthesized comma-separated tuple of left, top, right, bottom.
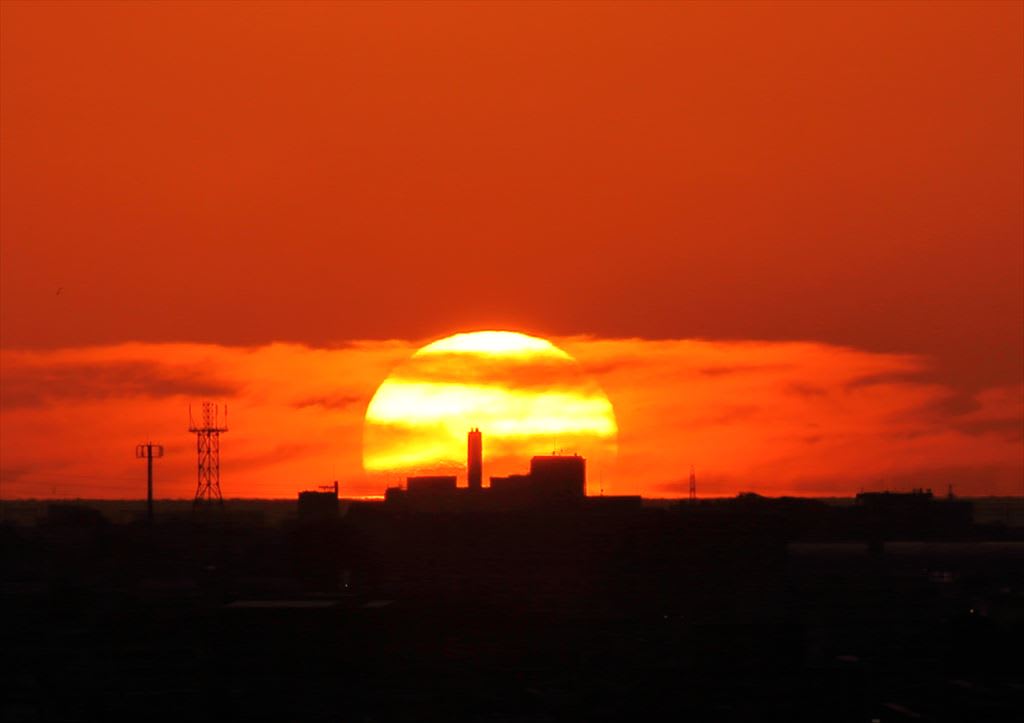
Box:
(1, 337, 1020, 499)
(1, 2, 1021, 498)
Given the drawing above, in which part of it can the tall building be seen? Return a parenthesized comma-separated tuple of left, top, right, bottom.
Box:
(467, 428, 482, 491)
(529, 455, 586, 498)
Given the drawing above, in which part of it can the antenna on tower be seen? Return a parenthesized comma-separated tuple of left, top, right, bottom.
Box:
(189, 401, 228, 506)
(689, 465, 697, 502)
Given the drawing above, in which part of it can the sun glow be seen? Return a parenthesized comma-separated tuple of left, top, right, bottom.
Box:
(363, 331, 618, 478)
(413, 330, 572, 360)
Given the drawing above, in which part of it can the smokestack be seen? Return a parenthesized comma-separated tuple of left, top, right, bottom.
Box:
(467, 428, 482, 491)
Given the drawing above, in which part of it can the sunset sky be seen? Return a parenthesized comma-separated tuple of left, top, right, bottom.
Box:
(1, 1, 1021, 499)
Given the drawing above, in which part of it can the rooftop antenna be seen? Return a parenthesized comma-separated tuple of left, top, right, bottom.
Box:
(689, 465, 697, 502)
(136, 441, 164, 522)
(189, 402, 228, 506)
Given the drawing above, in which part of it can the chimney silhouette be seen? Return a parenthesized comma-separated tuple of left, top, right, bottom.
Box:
(467, 428, 482, 491)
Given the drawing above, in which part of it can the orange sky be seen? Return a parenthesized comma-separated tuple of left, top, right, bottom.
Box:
(1, 2, 1022, 498)
(1, 336, 1020, 499)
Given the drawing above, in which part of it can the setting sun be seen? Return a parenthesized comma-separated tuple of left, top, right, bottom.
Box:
(363, 331, 618, 483)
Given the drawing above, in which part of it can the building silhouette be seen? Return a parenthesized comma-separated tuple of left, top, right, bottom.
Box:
(382, 430, 639, 512)
(297, 481, 339, 520)
(467, 428, 482, 491)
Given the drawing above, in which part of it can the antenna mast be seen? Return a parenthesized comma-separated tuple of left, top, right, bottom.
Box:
(189, 401, 228, 505)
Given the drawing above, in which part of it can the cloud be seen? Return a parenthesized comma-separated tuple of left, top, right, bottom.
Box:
(0, 359, 237, 408)
(230, 442, 331, 472)
(0, 464, 34, 483)
(844, 371, 931, 391)
(292, 395, 365, 411)
(699, 363, 791, 377)
(1, 337, 1020, 499)
(388, 355, 599, 393)
(786, 382, 827, 398)
(953, 418, 1023, 441)
(560, 337, 1023, 497)
(0, 342, 405, 499)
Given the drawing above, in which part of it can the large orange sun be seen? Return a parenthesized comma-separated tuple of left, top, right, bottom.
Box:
(363, 330, 618, 488)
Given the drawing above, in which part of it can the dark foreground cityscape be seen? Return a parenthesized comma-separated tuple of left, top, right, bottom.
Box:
(3, 434, 1022, 723)
(3, 1, 1021, 720)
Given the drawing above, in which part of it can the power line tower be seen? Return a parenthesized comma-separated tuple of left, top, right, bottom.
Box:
(689, 465, 697, 502)
(189, 402, 228, 506)
(135, 442, 164, 523)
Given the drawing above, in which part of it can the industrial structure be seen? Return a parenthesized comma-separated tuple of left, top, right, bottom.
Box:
(490, 454, 586, 502)
(467, 428, 482, 491)
(383, 429, 640, 512)
(189, 402, 228, 505)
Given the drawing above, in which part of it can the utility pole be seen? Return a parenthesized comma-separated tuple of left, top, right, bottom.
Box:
(136, 442, 164, 522)
(689, 465, 697, 502)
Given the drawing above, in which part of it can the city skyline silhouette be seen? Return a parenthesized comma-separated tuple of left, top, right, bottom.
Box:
(1, 3, 1021, 722)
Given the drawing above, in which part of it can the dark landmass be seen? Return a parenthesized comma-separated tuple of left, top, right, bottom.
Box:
(2, 494, 1023, 722)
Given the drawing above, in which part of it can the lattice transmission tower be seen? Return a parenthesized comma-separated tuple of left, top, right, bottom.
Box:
(189, 402, 228, 505)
